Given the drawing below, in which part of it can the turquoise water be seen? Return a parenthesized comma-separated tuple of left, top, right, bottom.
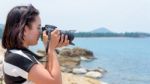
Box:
(30, 37, 150, 84)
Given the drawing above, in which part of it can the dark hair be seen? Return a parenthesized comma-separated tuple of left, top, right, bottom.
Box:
(2, 4, 39, 49)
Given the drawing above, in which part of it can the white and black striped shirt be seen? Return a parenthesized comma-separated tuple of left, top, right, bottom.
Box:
(3, 48, 41, 84)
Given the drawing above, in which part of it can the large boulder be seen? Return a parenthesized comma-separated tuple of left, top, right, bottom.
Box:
(59, 47, 95, 59)
(36, 47, 95, 72)
(58, 55, 80, 69)
(58, 48, 80, 70)
(59, 48, 72, 56)
(72, 47, 94, 59)
(58, 47, 95, 70)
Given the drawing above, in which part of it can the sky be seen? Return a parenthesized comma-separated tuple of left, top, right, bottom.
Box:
(0, 0, 150, 33)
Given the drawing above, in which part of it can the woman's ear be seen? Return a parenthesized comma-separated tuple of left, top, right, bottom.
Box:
(24, 25, 30, 36)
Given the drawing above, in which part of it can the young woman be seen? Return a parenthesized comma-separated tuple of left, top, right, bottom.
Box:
(2, 4, 69, 84)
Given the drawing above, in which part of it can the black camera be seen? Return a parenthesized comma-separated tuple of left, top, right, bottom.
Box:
(41, 25, 75, 45)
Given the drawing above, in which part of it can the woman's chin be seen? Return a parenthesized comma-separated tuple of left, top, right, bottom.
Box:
(30, 41, 38, 46)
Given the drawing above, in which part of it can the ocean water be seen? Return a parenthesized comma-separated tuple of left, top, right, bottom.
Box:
(30, 37, 150, 84)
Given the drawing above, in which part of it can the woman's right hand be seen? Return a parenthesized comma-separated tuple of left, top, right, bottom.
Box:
(42, 29, 61, 51)
(48, 29, 60, 50)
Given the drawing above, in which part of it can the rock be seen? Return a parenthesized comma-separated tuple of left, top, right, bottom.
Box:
(36, 47, 81, 70)
(58, 55, 80, 69)
(72, 47, 94, 59)
(88, 67, 107, 73)
(35, 52, 45, 57)
(72, 68, 87, 74)
(80, 56, 95, 61)
(59, 48, 72, 56)
(36, 49, 60, 56)
(38, 56, 47, 64)
(60, 66, 72, 73)
(36, 49, 46, 57)
(57, 47, 96, 72)
(85, 71, 103, 79)
(80, 56, 88, 61)
(59, 47, 95, 59)
(96, 67, 107, 73)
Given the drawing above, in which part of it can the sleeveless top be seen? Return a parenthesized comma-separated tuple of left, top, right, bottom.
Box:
(3, 48, 41, 84)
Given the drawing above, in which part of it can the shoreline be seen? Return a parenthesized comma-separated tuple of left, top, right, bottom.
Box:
(75, 37, 150, 39)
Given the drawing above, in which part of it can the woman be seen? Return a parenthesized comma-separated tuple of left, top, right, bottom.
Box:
(2, 4, 69, 84)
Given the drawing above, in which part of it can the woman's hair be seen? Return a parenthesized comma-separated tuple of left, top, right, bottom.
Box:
(2, 4, 39, 49)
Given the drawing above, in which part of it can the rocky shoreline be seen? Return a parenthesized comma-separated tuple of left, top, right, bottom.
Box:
(0, 42, 107, 84)
(37, 47, 107, 84)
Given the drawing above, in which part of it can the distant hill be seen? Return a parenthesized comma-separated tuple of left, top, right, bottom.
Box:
(91, 27, 112, 33)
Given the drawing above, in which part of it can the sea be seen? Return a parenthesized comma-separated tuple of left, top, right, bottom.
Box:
(29, 37, 150, 84)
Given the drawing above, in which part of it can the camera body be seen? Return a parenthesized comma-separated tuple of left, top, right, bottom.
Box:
(41, 25, 75, 45)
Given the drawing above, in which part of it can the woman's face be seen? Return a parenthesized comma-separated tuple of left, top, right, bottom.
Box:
(24, 15, 41, 46)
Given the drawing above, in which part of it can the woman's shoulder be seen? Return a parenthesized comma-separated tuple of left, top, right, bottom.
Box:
(4, 49, 39, 72)
(5, 49, 34, 62)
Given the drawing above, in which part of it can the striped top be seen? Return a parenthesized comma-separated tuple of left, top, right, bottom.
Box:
(3, 48, 41, 84)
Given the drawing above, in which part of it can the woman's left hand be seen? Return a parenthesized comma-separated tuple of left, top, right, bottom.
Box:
(56, 34, 69, 48)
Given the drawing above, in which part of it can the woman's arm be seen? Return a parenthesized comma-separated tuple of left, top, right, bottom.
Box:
(28, 29, 69, 84)
(28, 52, 61, 84)
(46, 49, 62, 84)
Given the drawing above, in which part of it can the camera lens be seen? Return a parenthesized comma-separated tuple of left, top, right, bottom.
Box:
(60, 31, 75, 45)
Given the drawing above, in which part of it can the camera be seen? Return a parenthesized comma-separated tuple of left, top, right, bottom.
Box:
(41, 25, 75, 45)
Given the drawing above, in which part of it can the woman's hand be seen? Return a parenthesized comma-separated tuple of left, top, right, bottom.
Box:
(56, 34, 70, 48)
(42, 29, 69, 50)
(42, 31, 48, 48)
(42, 29, 60, 50)
(49, 29, 61, 50)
